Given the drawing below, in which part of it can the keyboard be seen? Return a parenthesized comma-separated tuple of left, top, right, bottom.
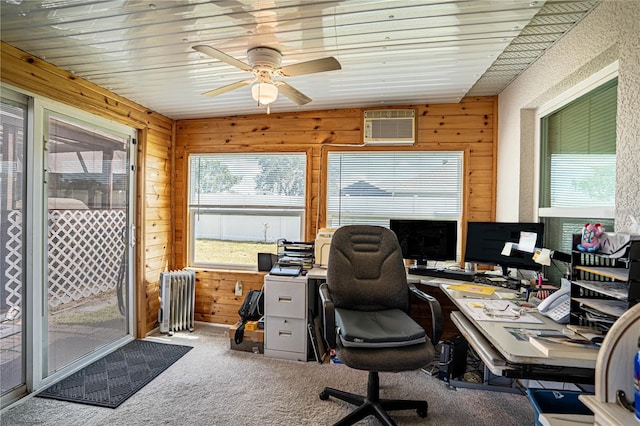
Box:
(408, 267, 475, 282)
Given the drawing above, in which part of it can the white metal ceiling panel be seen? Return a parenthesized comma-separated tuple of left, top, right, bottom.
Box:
(1, 0, 600, 119)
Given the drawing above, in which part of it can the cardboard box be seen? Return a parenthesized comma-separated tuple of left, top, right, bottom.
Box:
(229, 321, 264, 342)
(229, 321, 264, 353)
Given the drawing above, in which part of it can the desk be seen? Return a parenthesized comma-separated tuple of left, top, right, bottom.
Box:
(440, 283, 596, 383)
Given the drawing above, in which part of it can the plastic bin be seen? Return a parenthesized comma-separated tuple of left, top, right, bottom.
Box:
(527, 389, 593, 426)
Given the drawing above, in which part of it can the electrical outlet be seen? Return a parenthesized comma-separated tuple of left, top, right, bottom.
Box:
(235, 280, 243, 296)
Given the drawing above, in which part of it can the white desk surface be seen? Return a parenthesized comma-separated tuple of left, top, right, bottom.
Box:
(440, 283, 597, 370)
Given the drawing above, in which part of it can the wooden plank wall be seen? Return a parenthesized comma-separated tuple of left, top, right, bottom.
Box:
(2, 40, 497, 330)
(175, 97, 497, 325)
(1, 41, 174, 337)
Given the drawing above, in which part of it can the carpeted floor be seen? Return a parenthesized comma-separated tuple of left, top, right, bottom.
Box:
(1, 323, 535, 425)
(37, 340, 192, 408)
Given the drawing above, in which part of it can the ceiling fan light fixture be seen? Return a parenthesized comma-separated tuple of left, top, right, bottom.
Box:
(251, 82, 278, 105)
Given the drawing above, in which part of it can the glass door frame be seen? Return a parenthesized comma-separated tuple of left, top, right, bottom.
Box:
(1, 87, 137, 402)
(37, 97, 136, 390)
(42, 105, 136, 379)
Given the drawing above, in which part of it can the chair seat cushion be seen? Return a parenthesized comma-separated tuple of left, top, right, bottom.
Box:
(335, 308, 426, 348)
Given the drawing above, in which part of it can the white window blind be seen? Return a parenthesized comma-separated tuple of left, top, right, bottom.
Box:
(189, 153, 306, 268)
(540, 78, 617, 209)
(326, 151, 462, 227)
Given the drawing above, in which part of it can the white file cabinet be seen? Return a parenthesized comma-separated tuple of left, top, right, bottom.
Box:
(264, 274, 308, 361)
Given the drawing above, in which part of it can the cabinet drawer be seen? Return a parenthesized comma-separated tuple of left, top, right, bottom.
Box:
(265, 280, 306, 318)
(265, 317, 306, 353)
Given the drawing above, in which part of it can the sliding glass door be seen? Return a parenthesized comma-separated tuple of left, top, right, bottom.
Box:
(44, 112, 134, 374)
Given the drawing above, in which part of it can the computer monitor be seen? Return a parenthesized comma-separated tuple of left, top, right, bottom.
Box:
(464, 221, 544, 275)
(389, 219, 457, 267)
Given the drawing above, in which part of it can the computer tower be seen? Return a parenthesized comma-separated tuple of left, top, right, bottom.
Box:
(438, 335, 468, 382)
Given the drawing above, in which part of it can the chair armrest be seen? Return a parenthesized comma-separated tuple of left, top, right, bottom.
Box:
(319, 283, 336, 348)
(408, 282, 443, 344)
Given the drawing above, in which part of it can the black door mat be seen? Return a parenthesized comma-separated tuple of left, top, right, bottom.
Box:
(37, 339, 192, 408)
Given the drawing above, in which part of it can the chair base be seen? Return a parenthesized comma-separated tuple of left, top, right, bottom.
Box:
(319, 371, 428, 426)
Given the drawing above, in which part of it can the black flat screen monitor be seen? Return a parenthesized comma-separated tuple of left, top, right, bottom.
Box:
(389, 219, 457, 266)
(465, 222, 544, 275)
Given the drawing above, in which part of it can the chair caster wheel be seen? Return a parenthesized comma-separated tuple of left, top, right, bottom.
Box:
(417, 408, 428, 418)
(319, 390, 329, 400)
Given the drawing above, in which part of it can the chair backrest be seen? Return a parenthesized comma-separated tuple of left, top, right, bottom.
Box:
(326, 225, 408, 312)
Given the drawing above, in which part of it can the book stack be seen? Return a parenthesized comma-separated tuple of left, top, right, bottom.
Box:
(528, 335, 600, 360)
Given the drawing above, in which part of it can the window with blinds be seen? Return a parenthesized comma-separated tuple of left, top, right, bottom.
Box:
(540, 78, 618, 209)
(326, 151, 463, 228)
(538, 76, 617, 281)
(189, 153, 306, 268)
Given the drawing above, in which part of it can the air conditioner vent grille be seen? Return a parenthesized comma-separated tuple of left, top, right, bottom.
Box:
(363, 109, 415, 145)
(364, 110, 415, 119)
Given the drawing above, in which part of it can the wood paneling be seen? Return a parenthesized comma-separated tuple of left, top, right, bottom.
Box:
(194, 270, 266, 325)
(175, 98, 497, 325)
(1, 41, 174, 338)
(2, 40, 497, 331)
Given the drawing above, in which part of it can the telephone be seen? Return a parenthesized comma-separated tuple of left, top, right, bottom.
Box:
(537, 287, 571, 324)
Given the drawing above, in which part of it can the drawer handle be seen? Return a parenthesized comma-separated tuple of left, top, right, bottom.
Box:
(278, 296, 292, 303)
(278, 330, 292, 337)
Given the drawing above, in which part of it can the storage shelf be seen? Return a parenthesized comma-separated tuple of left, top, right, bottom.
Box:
(571, 280, 629, 301)
(574, 265, 629, 281)
(573, 297, 628, 317)
(570, 238, 639, 334)
(570, 240, 640, 425)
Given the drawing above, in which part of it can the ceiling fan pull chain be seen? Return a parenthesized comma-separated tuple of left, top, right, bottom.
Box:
(257, 82, 262, 107)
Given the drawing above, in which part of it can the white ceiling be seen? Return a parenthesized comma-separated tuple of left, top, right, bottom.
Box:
(1, 0, 599, 120)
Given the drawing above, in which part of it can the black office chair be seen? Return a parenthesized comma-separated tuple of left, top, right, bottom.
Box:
(319, 225, 443, 426)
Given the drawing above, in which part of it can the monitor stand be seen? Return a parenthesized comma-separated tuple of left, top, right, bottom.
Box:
(498, 265, 526, 289)
(500, 265, 510, 278)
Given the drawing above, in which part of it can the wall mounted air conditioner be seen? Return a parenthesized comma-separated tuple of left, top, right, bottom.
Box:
(363, 109, 415, 145)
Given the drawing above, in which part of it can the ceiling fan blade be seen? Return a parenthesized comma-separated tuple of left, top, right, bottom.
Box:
(202, 79, 253, 97)
(275, 82, 312, 105)
(193, 45, 253, 72)
(279, 56, 341, 77)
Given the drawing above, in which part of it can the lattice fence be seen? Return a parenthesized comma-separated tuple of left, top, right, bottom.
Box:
(2, 209, 127, 310)
(48, 209, 127, 307)
(2, 210, 23, 311)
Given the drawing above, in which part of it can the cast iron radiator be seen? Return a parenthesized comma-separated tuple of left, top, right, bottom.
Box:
(158, 269, 196, 335)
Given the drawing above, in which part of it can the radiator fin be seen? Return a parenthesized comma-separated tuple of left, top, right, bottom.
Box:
(159, 269, 196, 335)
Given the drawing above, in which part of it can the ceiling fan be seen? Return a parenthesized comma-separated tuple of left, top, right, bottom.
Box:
(193, 45, 341, 113)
